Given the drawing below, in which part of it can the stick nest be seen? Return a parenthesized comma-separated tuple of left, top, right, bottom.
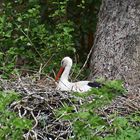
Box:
(0, 75, 140, 140)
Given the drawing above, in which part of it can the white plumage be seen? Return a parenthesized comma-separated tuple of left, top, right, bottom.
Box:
(55, 57, 101, 92)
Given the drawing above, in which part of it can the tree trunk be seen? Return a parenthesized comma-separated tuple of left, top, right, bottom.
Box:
(89, 0, 140, 94)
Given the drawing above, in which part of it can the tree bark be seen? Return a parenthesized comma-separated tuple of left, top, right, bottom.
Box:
(89, 0, 140, 94)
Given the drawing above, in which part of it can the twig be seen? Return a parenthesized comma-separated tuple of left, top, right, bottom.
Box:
(31, 111, 38, 129)
(42, 54, 55, 70)
(74, 46, 94, 80)
(38, 63, 43, 80)
(15, 23, 45, 63)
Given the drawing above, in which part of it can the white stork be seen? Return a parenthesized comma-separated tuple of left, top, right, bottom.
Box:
(55, 57, 102, 93)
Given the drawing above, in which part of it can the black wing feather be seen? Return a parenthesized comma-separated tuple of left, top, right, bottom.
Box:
(88, 81, 103, 88)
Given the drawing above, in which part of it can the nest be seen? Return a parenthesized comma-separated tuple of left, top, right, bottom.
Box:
(0, 75, 140, 140)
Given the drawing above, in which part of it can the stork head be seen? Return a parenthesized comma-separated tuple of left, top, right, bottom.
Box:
(55, 56, 73, 81)
(61, 56, 73, 68)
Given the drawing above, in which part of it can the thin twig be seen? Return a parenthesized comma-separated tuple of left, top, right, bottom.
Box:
(15, 23, 45, 63)
(74, 46, 94, 80)
(31, 111, 38, 129)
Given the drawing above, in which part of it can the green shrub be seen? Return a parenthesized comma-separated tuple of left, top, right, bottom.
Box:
(103, 115, 140, 140)
(55, 80, 139, 140)
(0, 91, 32, 140)
(0, 1, 75, 78)
(0, 0, 101, 79)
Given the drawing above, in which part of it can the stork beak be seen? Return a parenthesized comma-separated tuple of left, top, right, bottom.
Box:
(55, 66, 64, 81)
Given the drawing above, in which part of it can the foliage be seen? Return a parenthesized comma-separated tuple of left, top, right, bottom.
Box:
(0, 91, 32, 140)
(103, 114, 140, 140)
(55, 80, 139, 140)
(0, 0, 74, 77)
(0, 0, 101, 78)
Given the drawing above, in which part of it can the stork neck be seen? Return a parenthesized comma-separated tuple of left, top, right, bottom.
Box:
(60, 65, 71, 81)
